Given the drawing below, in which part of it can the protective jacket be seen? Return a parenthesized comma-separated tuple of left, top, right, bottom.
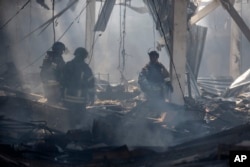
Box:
(40, 51, 65, 84)
(138, 62, 172, 100)
(40, 51, 65, 103)
(62, 58, 95, 106)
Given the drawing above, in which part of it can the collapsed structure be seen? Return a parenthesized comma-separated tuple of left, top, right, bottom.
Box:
(1, 0, 250, 166)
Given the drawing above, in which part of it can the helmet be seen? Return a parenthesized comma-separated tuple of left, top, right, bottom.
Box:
(52, 42, 65, 52)
(74, 47, 88, 59)
(148, 50, 159, 58)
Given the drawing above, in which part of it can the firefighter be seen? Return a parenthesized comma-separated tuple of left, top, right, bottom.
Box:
(40, 41, 66, 104)
(62, 47, 95, 127)
(138, 50, 173, 101)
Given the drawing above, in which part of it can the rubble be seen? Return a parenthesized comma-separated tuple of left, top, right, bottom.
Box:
(96, 79, 140, 101)
(1, 113, 250, 167)
(2, 70, 250, 166)
(1, 0, 250, 166)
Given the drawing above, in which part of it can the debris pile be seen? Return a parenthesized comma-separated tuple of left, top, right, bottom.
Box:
(1, 115, 250, 166)
(1, 69, 250, 166)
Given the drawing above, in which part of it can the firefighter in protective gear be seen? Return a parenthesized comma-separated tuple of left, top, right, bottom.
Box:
(40, 41, 66, 103)
(62, 47, 95, 113)
(138, 50, 173, 101)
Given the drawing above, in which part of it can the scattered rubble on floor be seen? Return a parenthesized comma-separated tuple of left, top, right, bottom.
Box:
(1, 74, 250, 166)
(1, 115, 250, 166)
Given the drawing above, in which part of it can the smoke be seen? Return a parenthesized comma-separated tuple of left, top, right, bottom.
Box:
(0, 0, 170, 88)
(0, 0, 172, 145)
(3, 1, 250, 92)
(93, 0, 170, 83)
(197, 4, 250, 77)
(0, 0, 212, 148)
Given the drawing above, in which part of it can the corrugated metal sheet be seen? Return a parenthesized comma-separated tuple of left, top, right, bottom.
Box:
(187, 25, 207, 79)
(198, 76, 233, 96)
(229, 68, 250, 89)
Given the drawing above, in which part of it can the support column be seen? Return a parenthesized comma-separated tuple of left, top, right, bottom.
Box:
(170, 0, 188, 105)
(230, 1, 241, 79)
(85, 0, 96, 69)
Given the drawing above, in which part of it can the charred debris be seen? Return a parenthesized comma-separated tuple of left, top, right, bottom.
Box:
(1, 64, 250, 167)
(1, 0, 250, 167)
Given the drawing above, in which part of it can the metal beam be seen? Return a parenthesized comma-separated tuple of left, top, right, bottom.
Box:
(219, 0, 250, 43)
(190, 0, 220, 25)
(94, 0, 116, 32)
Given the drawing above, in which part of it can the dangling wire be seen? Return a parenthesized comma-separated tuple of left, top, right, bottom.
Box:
(152, 0, 186, 102)
(52, 0, 56, 43)
(27, 0, 32, 67)
(118, 0, 122, 71)
(2, 1, 89, 75)
(121, 0, 127, 72)
(87, 0, 103, 65)
(0, 0, 31, 30)
(0, 1, 90, 86)
(87, 0, 103, 64)
(29, 1, 32, 41)
(152, 14, 156, 49)
(117, 0, 127, 83)
(76, 0, 89, 22)
(19, 0, 78, 43)
(88, 33, 101, 65)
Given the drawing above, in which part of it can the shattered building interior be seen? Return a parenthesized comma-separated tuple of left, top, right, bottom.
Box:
(1, 0, 250, 166)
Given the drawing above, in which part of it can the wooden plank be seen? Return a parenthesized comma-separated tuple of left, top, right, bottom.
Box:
(190, 0, 220, 25)
(220, 0, 250, 43)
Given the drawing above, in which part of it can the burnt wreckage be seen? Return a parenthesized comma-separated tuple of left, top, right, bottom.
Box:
(1, 0, 250, 166)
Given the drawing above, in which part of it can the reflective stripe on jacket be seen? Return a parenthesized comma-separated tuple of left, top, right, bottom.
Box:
(63, 89, 86, 104)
